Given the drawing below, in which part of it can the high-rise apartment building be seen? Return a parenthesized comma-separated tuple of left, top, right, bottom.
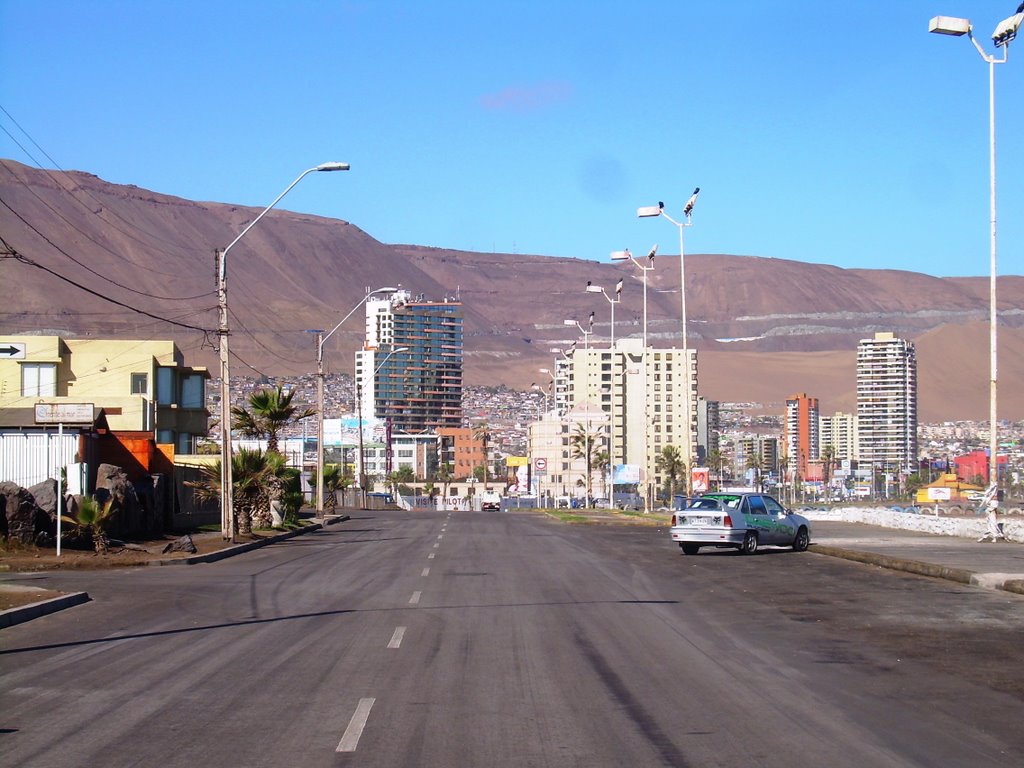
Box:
(542, 338, 698, 502)
(784, 393, 819, 478)
(819, 411, 858, 462)
(356, 290, 463, 434)
(695, 396, 720, 464)
(856, 332, 917, 473)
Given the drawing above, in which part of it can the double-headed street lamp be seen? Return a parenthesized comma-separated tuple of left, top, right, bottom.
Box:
(638, 189, 700, 495)
(610, 245, 656, 511)
(929, 9, 1020, 493)
(217, 162, 349, 541)
(315, 287, 397, 517)
(585, 279, 623, 509)
(585, 278, 623, 350)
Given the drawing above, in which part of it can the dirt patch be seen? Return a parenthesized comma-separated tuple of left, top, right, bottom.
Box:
(0, 529, 292, 573)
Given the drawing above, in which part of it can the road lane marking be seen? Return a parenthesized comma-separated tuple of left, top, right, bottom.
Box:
(421, 567, 430, 577)
(388, 627, 406, 649)
(433, 542, 440, 548)
(410, 591, 422, 604)
(336, 698, 375, 752)
(437, 534, 443, 540)
(428, 552, 435, 559)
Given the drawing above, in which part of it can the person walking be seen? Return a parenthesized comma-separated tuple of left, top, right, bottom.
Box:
(978, 496, 1006, 542)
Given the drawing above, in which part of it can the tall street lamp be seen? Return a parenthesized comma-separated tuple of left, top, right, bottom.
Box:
(216, 161, 349, 542)
(930, 9, 1020, 492)
(611, 245, 657, 511)
(585, 279, 623, 508)
(315, 287, 397, 517)
(639, 189, 699, 496)
(356, 346, 408, 508)
(564, 316, 595, 503)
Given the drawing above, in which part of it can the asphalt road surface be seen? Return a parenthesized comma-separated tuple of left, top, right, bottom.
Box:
(3, 510, 1023, 767)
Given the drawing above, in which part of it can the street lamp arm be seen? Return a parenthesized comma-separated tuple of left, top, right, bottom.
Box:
(223, 163, 348, 257)
(320, 287, 398, 353)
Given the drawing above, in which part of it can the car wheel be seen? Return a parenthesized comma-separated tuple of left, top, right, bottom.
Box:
(792, 527, 810, 552)
(740, 531, 758, 555)
(680, 543, 700, 556)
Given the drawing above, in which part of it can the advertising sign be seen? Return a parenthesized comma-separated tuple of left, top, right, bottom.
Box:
(691, 467, 710, 494)
(927, 486, 952, 501)
(613, 464, 640, 484)
(34, 402, 94, 424)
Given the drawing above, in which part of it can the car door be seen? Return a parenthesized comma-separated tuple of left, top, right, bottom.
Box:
(761, 495, 791, 544)
(744, 495, 773, 542)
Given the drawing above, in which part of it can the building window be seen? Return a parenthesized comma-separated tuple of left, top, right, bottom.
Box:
(181, 373, 204, 408)
(131, 373, 148, 395)
(21, 363, 56, 397)
(156, 367, 175, 405)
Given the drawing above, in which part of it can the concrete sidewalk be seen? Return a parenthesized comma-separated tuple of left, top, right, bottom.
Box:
(809, 519, 1024, 595)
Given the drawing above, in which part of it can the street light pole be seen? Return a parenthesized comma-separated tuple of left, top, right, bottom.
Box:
(355, 346, 409, 508)
(315, 287, 397, 517)
(586, 279, 623, 508)
(611, 246, 657, 511)
(639, 189, 699, 497)
(930, 10, 1020, 492)
(216, 161, 349, 542)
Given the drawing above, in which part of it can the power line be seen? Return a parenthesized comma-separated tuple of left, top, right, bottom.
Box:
(2, 236, 215, 335)
(0, 195, 214, 301)
(0, 104, 207, 266)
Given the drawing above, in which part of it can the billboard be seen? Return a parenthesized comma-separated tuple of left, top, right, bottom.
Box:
(613, 464, 641, 484)
(691, 467, 710, 494)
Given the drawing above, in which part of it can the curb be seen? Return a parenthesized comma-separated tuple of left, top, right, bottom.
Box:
(0, 515, 350, 626)
(809, 543, 1024, 594)
(148, 517, 347, 566)
(0, 591, 90, 629)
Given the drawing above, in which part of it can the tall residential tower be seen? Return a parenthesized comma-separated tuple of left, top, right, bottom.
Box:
(856, 332, 917, 473)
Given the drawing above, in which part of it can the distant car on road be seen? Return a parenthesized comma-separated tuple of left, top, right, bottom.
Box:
(669, 492, 811, 556)
(480, 490, 502, 512)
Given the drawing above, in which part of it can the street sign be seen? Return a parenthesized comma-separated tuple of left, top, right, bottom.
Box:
(0, 342, 26, 359)
(535, 457, 547, 471)
(34, 402, 95, 424)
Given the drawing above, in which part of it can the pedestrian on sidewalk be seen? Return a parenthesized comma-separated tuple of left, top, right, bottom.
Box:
(978, 496, 1006, 542)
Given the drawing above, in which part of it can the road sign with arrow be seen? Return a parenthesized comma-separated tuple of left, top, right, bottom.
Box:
(0, 342, 26, 359)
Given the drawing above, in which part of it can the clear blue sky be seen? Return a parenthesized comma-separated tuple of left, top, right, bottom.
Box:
(1, 0, 1021, 277)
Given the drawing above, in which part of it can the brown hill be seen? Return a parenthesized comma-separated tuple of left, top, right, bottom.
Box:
(2, 159, 1022, 421)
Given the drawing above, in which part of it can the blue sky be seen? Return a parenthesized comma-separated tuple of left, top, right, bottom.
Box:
(1, 0, 1021, 277)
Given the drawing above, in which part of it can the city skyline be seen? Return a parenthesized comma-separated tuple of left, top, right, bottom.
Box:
(1, 1, 1021, 277)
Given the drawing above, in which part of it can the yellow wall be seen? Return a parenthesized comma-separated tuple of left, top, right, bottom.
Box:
(0, 335, 207, 436)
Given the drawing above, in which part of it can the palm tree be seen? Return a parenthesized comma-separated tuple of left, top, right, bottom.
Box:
(472, 422, 490, 485)
(435, 462, 454, 499)
(189, 448, 272, 537)
(707, 448, 724, 491)
(61, 496, 117, 553)
(656, 445, 686, 502)
(232, 385, 315, 453)
(594, 449, 610, 500)
(569, 424, 601, 504)
(821, 445, 836, 490)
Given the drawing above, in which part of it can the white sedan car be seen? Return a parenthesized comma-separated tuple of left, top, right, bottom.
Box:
(669, 492, 811, 555)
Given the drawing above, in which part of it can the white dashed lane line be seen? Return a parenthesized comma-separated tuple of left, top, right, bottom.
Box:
(421, 567, 430, 577)
(409, 591, 422, 605)
(336, 698, 375, 753)
(388, 627, 406, 649)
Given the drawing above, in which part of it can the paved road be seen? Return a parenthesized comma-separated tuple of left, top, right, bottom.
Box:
(2, 510, 1023, 767)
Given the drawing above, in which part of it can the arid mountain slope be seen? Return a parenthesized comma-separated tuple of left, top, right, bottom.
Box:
(2, 159, 1021, 421)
